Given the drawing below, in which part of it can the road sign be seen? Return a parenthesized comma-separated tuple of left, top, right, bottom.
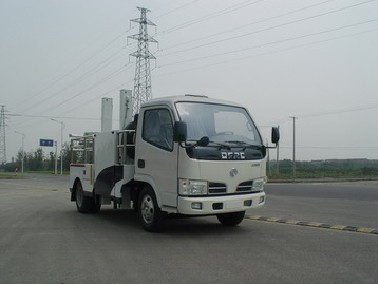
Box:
(40, 139, 54, 147)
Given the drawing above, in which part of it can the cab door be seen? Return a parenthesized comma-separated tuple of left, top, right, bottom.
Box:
(134, 107, 178, 208)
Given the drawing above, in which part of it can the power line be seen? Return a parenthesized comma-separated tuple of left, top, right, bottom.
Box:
(261, 93, 378, 127)
(13, 2, 374, 121)
(7, 81, 132, 132)
(159, 0, 377, 58)
(15, 31, 137, 118)
(298, 102, 378, 119)
(19, 48, 130, 114)
(157, 0, 266, 36)
(12, 29, 132, 112)
(37, 66, 128, 115)
(7, 113, 100, 121)
(158, 19, 378, 67)
(10, 75, 134, 131)
(55, 80, 133, 118)
(7, 3, 376, 138)
(10, 66, 129, 130)
(153, 25, 378, 77)
(152, 0, 202, 20)
(158, 0, 339, 52)
(149, 0, 179, 14)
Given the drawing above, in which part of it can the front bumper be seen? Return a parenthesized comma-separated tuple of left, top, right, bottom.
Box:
(177, 192, 265, 215)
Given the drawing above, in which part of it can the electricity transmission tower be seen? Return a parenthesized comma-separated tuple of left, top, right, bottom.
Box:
(0, 105, 6, 165)
(128, 7, 157, 114)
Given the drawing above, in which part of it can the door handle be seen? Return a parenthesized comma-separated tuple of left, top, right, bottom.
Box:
(138, 159, 145, 168)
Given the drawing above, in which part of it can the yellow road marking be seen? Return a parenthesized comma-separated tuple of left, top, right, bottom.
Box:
(245, 215, 378, 235)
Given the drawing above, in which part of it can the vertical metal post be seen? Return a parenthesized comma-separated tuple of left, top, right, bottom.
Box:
(276, 125, 280, 174)
(60, 124, 63, 175)
(21, 135, 24, 174)
(54, 140, 58, 175)
(51, 118, 64, 175)
(266, 139, 271, 176)
(291, 117, 296, 181)
(0, 105, 6, 165)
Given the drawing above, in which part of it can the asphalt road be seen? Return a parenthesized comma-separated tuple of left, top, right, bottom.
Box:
(259, 182, 378, 229)
(0, 174, 377, 283)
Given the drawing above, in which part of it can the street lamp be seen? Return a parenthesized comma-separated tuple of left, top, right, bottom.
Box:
(14, 131, 25, 174)
(51, 118, 65, 175)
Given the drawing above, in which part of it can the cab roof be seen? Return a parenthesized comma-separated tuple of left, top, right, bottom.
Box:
(140, 95, 243, 109)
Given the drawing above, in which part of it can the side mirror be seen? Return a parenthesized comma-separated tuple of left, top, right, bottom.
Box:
(271, 127, 280, 144)
(173, 121, 187, 143)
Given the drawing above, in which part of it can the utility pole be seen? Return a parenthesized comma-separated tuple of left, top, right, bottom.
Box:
(291, 117, 296, 181)
(266, 138, 271, 176)
(15, 131, 25, 174)
(128, 7, 157, 115)
(54, 140, 58, 175)
(0, 105, 6, 165)
(51, 118, 64, 175)
(276, 125, 280, 174)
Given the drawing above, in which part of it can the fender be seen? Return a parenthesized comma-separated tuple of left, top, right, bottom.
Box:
(133, 173, 163, 208)
(71, 177, 93, 201)
(95, 165, 123, 196)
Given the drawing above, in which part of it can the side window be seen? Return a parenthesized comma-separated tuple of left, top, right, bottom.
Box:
(143, 109, 174, 151)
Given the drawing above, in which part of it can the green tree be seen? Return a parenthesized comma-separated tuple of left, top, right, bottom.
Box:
(15, 149, 26, 171)
(48, 151, 55, 171)
(27, 148, 44, 171)
(61, 142, 70, 171)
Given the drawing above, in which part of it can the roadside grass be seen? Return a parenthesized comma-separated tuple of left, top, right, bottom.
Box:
(268, 169, 378, 180)
(0, 172, 27, 179)
(26, 171, 70, 175)
(0, 171, 70, 178)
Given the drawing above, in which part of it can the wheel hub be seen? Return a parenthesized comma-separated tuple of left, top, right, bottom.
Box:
(76, 186, 83, 206)
(141, 195, 154, 224)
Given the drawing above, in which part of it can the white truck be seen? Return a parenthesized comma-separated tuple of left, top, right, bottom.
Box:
(69, 94, 279, 231)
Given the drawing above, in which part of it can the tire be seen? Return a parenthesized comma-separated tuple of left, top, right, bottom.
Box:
(217, 211, 246, 226)
(75, 182, 98, 213)
(92, 194, 101, 213)
(138, 187, 165, 232)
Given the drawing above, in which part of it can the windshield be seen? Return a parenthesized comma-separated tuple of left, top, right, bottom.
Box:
(175, 102, 262, 146)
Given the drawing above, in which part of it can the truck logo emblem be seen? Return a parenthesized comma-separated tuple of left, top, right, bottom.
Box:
(230, 168, 239, 177)
(221, 152, 245, 159)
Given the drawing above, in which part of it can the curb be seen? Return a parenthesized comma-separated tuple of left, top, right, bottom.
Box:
(246, 215, 378, 235)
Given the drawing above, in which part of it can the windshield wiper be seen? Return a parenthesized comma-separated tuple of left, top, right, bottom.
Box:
(224, 140, 263, 151)
(208, 141, 231, 150)
(186, 137, 231, 150)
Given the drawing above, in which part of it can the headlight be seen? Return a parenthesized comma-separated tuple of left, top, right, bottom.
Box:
(179, 179, 208, 195)
(252, 177, 266, 192)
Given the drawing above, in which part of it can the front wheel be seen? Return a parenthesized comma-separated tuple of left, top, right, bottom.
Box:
(138, 187, 165, 232)
(217, 211, 245, 226)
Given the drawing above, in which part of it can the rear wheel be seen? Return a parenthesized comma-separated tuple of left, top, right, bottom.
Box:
(92, 194, 101, 213)
(217, 211, 245, 226)
(75, 182, 99, 213)
(138, 187, 164, 232)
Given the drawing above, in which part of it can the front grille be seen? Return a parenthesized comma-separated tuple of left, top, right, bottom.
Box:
(208, 182, 227, 194)
(236, 181, 253, 192)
